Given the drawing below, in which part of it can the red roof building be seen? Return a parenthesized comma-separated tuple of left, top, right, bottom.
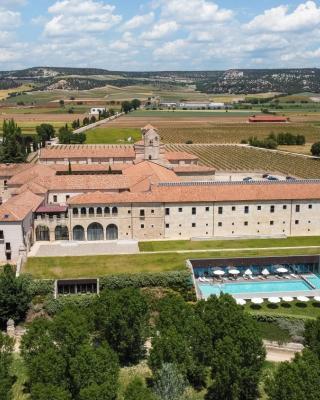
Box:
(248, 115, 288, 123)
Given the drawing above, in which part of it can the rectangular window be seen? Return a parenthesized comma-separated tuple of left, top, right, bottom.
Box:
(218, 222, 222, 227)
(140, 209, 145, 216)
(244, 221, 248, 226)
(66, 195, 70, 201)
(283, 205, 287, 210)
(151, 209, 154, 214)
(178, 208, 183, 212)
(128, 210, 131, 214)
(295, 220, 299, 225)
(232, 206, 236, 211)
(270, 221, 274, 225)
(218, 206, 223, 214)
(257, 206, 261, 211)
(309, 204, 313, 209)
(244, 206, 249, 214)
(53, 195, 57, 202)
(192, 207, 196, 215)
(0, 231, 3, 240)
(5, 242, 11, 250)
(165, 208, 170, 215)
(192, 223, 196, 227)
(140, 224, 144, 228)
(205, 207, 210, 212)
(296, 205, 300, 212)
(270, 205, 275, 213)
(165, 223, 169, 228)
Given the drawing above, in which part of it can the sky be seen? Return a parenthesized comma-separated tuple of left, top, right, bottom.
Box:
(1, 0, 320, 71)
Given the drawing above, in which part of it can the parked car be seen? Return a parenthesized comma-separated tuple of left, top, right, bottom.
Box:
(267, 176, 279, 181)
(286, 176, 296, 181)
(262, 173, 269, 178)
(243, 177, 253, 181)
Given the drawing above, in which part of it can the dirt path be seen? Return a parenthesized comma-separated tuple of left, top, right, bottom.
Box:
(264, 340, 303, 362)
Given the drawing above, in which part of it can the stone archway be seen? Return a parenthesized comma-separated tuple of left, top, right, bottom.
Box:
(73, 225, 85, 241)
(36, 225, 50, 241)
(87, 222, 104, 241)
(106, 224, 118, 240)
(55, 225, 69, 241)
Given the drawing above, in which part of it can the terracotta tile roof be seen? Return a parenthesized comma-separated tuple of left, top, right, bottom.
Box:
(39, 145, 135, 160)
(8, 164, 56, 186)
(0, 190, 44, 222)
(142, 124, 157, 131)
(123, 161, 178, 183)
(51, 163, 130, 172)
(173, 165, 215, 173)
(165, 151, 199, 161)
(36, 205, 68, 213)
(0, 163, 33, 178)
(249, 116, 288, 123)
(68, 181, 320, 205)
(13, 181, 48, 196)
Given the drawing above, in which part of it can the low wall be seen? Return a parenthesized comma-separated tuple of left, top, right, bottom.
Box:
(73, 112, 125, 134)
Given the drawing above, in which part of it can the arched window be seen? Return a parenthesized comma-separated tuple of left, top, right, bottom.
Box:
(89, 207, 95, 216)
(106, 224, 118, 240)
(81, 207, 87, 216)
(55, 225, 69, 241)
(96, 207, 102, 216)
(36, 225, 50, 241)
(87, 222, 104, 241)
(104, 207, 110, 215)
(112, 207, 118, 215)
(73, 225, 85, 241)
(148, 155, 152, 160)
(73, 208, 79, 216)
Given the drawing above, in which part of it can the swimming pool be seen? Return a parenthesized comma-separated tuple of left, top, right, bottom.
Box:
(198, 277, 319, 299)
(304, 274, 320, 289)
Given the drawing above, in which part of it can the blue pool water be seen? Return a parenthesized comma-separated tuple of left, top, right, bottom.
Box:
(304, 274, 320, 289)
(199, 279, 312, 298)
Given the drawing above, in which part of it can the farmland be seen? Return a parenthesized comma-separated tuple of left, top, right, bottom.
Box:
(85, 127, 141, 144)
(164, 144, 320, 178)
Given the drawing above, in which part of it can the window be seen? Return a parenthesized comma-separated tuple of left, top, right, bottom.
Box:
(112, 207, 118, 215)
(165, 208, 170, 215)
(53, 195, 57, 203)
(178, 208, 183, 212)
(140, 209, 145, 217)
(128, 210, 131, 214)
(309, 204, 313, 209)
(66, 195, 70, 201)
(218, 206, 223, 214)
(270, 221, 274, 225)
(244, 221, 248, 226)
(295, 220, 299, 225)
(0, 230, 3, 240)
(96, 207, 102, 216)
(283, 205, 287, 210)
(151, 209, 155, 214)
(89, 207, 95, 216)
(270, 205, 275, 213)
(244, 206, 249, 214)
(296, 205, 300, 212)
(205, 207, 210, 212)
(257, 206, 261, 211)
(192, 207, 196, 215)
(232, 206, 236, 211)
(141, 224, 144, 229)
(73, 208, 78, 216)
(5, 243, 11, 250)
(81, 208, 86, 216)
(218, 222, 222, 227)
(166, 223, 169, 228)
(192, 223, 196, 227)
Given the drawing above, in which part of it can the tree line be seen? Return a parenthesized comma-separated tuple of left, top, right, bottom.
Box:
(244, 132, 306, 150)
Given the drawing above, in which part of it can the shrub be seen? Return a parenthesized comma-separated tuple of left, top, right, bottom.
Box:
(44, 294, 97, 315)
(27, 279, 54, 297)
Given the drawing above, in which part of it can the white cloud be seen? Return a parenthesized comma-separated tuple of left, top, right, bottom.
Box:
(45, 0, 122, 37)
(245, 1, 320, 32)
(141, 21, 178, 40)
(0, 0, 26, 6)
(153, 39, 189, 59)
(0, 8, 21, 28)
(120, 12, 154, 31)
(159, 0, 233, 23)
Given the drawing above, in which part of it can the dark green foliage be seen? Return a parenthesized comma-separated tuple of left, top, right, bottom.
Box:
(30, 384, 71, 400)
(121, 101, 132, 113)
(82, 117, 90, 126)
(124, 377, 156, 400)
(248, 136, 278, 149)
(90, 115, 96, 124)
(26, 278, 54, 297)
(58, 125, 86, 144)
(36, 123, 55, 147)
(304, 317, 320, 358)
(311, 141, 320, 156)
(267, 350, 320, 400)
(0, 332, 15, 400)
(0, 265, 33, 329)
(247, 132, 306, 149)
(153, 363, 187, 400)
(44, 294, 96, 315)
(72, 119, 81, 129)
(131, 99, 141, 110)
(94, 288, 149, 365)
(0, 119, 27, 163)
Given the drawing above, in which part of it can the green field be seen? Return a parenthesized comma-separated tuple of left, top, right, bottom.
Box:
(139, 236, 320, 252)
(25, 246, 320, 279)
(130, 110, 261, 118)
(85, 127, 141, 144)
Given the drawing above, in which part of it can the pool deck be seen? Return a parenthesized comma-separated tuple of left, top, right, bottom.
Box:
(196, 275, 320, 300)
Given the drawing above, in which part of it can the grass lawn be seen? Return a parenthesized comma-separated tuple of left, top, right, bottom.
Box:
(25, 246, 320, 279)
(256, 321, 291, 342)
(245, 300, 320, 320)
(139, 236, 320, 252)
(85, 127, 141, 144)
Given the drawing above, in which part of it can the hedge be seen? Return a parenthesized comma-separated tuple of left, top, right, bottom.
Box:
(27, 279, 55, 297)
(44, 294, 97, 315)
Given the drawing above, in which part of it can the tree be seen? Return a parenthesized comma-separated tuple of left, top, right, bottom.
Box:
(0, 332, 15, 400)
(83, 117, 90, 126)
(311, 142, 320, 156)
(267, 350, 320, 400)
(304, 317, 320, 358)
(30, 384, 71, 400)
(153, 363, 187, 400)
(90, 115, 96, 124)
(131, 99, 141, 110)
(59, 99, 65, 107)
(94, 288, 149, 365)
(124, 377, 156, 400)
(121, 101, 132, 114)
(0, 264, 32, 329)
(36, 124, 55, 147)
(0, 119, 27, 163)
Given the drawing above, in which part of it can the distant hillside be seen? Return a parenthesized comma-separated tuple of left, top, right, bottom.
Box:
(1, 67, 320, 94)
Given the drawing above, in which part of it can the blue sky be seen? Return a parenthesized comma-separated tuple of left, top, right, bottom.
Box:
(1, 0, 320, 70)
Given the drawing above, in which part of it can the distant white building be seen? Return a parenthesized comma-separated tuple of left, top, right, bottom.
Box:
(89, 107, 107, 117)
(178, 102, 226, 110)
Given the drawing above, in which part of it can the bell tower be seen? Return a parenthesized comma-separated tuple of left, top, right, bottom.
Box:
(141, 125, 161, 161)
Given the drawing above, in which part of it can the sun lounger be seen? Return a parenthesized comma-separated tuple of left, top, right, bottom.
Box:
(290, 273, 298, 278)
(284, 275, 290, 279)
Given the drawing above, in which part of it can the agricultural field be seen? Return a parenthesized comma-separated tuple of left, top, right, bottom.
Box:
(164, 144, 320, 178)
(0, 84, 33, 100)
(85, 127, 141, 144)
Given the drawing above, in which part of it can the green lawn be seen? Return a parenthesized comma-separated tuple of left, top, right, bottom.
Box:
(139, 236, 320, 252)
(85, 127, 141, 144)
(256, 321, 291, 342)
(25, 246, 320, 279)
(246, 300, 320, 320)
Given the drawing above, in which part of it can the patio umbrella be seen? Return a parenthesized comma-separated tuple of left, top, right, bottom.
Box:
(276, 266, 288, 274)
(282, 296, 294, 302)
(244, 268, 253, 275)
(261, 268, 270, 276)
(236, 298, 246, 306)
(297, 296, 309, 302)
(268, 297, 281, 304)
(213, 270, 225, 276)
(313, 296, 320, 302)
(229, 269, 240, 275)
(251, 297, 264, 305)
